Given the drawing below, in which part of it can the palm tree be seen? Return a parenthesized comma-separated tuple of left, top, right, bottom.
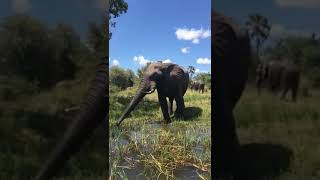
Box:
(246, 14, 271, 59)
(187, 66, 195, 80)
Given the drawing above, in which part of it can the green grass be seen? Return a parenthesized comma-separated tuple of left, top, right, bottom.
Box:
(109, 87, 211, 180)
(234, 85, 320, 179)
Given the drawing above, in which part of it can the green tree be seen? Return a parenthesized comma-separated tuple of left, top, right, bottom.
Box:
(109, 66, 135, 90)
(194, 73, 211, 89)
(109, 0, 128, 39)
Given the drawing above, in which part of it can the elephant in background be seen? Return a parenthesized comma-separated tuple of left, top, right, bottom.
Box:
(256, 60, 300, 101)
(116, 62, 189, 126)
(190, 81, 205, 93)
(34, 57, 108, 180)
(213, 12, 251, 178)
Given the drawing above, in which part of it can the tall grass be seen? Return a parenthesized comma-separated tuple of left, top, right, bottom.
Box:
(109, 86, 211, 179)
(235, 85, 320, 179)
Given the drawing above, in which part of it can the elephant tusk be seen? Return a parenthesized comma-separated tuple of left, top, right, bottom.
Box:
(143, 88, 155, 94)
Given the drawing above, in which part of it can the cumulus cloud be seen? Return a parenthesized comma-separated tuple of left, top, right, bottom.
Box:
(175, 28, 211, 44)
(270, 24, 310, 38)
(133, 55, 174, 65)
(181, 47, 190, 54)
(12, 0, 32, 13)
(162, 59, 172, 63)
(112, 59, 119, 66)
(275, 0, 320, 8)
(133, 55, 151, 66)
(197, 57, 211, 65)
(195, 68, 210, 74)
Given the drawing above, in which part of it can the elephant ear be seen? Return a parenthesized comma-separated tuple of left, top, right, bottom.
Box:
(159, 63, 175, 75)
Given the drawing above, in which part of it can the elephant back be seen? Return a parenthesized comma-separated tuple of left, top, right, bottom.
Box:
(213, 12, 251, 109)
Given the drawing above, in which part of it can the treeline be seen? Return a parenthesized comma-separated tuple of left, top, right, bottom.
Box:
(0, 14, 107, 179)
(109, 64, 211, 93)
(246, 13, 320, 88)
(0, 14, 106, 91)
(264, 36, 320, 88)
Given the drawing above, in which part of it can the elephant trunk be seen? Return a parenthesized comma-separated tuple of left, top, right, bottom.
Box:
(116, 89, 146, 126)
(34, 58, 108, 180)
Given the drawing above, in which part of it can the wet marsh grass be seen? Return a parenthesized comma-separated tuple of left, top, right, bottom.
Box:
(109, 87, 211, 179)
(234, 85, 320, 179)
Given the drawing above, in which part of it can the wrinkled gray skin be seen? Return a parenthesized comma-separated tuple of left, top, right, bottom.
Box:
(34, 57, 108, 180)
(190, 81, 205, 93)
(213, 12, 251, 178)
(116, 62, 189, 126)
(256, 60, 300, 101)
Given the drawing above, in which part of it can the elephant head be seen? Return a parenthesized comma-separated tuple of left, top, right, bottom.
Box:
(116, 62, 167, 126)
(34, 57, 108, 180)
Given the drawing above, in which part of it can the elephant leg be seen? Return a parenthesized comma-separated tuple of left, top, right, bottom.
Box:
(168, 97, 174, 115)
(174, 94, 185, 119)
(215, 101, 240, 178)
(158, 95, 171, 123)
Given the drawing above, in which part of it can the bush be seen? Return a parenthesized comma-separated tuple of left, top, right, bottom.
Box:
(109, 66, 136, 90)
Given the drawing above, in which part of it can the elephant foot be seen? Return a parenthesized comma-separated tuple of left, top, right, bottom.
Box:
(174, 112, 185, 120)
(164, 118, 171, 123)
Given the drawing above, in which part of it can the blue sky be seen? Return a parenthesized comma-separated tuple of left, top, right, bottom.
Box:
(0, 0, 105, 39)
(109, 0, 211, 74)
(215, 0, 320, 47)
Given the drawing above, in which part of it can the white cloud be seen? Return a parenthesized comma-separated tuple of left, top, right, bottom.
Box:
(275, 0, 320, 8)
(270, 24, 310, 38)
(12, 0, 32, 13)
(133, 55, 150, 66)
(175, 28, 211, 44)
(162, 59, 172, 63)
(197, 57, 211, 65)
(181, 47, 190, 54)
(112, 59, 119, 66)
(133, 55, 174, 65)
(195, 68, 210, 74)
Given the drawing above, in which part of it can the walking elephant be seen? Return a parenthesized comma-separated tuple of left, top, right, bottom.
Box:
(116, 62, 189, 126)
(256, 60, 300, 101)
(190, 81, 205, 93)
(34, 57, 108, 180)
(213, 12, 251, 178)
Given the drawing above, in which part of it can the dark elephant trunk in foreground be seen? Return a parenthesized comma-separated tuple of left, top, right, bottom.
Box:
(116, 89, 146, 126)
(34, 57, 108, 180)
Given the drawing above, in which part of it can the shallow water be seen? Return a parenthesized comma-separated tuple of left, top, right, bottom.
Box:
(109, 121, 211, 179)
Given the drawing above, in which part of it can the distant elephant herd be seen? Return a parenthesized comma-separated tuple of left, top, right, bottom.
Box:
(34, 11, 301, 180)
(256, 59, 300, 101)
(190, 81, 205, 93)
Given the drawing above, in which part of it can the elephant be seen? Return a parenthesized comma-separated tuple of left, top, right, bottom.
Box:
(34, 56, 108, 180)
(190, 81, 205, 93)
(256, 60, 300, 101)
(213, 11, 251, 178)
(116, 62, 189, 126)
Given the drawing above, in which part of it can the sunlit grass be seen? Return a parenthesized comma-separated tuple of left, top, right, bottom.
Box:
(109, 87, 211, 179)
(235, 85, 320, 179)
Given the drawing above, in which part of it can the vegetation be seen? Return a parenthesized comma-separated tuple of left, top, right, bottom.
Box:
(0, 13, 107, 179)
(109, 83, 211, 179)
(233, 85, 320, 179)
